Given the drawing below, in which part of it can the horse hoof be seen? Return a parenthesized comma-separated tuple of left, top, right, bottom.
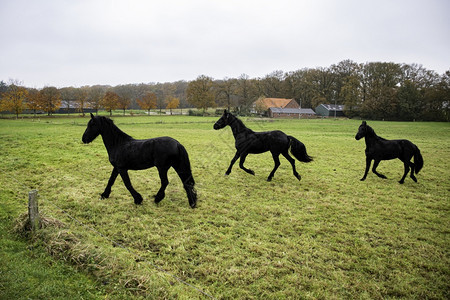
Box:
(267, 177, 272, 182)
(154, 193, 165, 203)
(134, 194, 143, 205)
(398, 180, 404, 184)
(360, 178, 366, 181)
(100, 193, 109, 199)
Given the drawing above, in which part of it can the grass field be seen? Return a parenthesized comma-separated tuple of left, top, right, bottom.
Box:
(1, 115, 449, 299)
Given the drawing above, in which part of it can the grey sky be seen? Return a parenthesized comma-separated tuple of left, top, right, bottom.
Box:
(0, 0, 449, 88)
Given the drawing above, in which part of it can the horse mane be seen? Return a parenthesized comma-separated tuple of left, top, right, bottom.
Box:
(100, 117, 133, 143)
(229, 113, 254, 134)
(366, 124, 386, 140)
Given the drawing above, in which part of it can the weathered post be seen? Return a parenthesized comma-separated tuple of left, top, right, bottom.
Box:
(28, 189, 40, 231)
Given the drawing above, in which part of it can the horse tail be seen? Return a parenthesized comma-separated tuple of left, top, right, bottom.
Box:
(174, 143, 197, 208)
(288, 136, 313, 163)
(414, 145, 423, 174)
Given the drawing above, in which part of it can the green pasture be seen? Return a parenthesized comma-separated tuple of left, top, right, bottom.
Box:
(0, 116, 449, 299)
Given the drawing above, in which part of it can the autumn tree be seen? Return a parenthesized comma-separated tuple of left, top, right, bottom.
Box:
(156, 93, 166, 114)
(284, 69, 315, 108)
(0, 81, 7, 94)
(360, 62, 402, 120)
(258, 70, 286, 98)
(76, 87, 89, 116)
(427, 70, 450, 121)
(0, 81, 7, 111)
(235, 74, 257, 113)
(60, 86, 89, 116)
(284, 70, 306, 102)
(60, 87, 78, 115)
(0, 83, 28, 118)
(173, 80, 189, 112)
(39, 86, 61, 116)
(113, 85, 133, 115)
(215, 78, 237, 111)
(341, 75, 361, 118)
(397, 80, 422, 121)
(166, 96, 180, 115)
(101, 91, 119, 116)
(88, 85, 106, 115)
(117, 95, 131, 115)
(160, 82, 175, 114)
(331, 59, 361, 103)
(137, 92, 157, 115)
(186, 75, 215, 113)
(27, 88, 41, 117)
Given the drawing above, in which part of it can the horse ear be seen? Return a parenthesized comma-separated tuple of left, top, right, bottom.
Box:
(90, 113, 95, 119)
(224, 109, 228, 115)
(362, 121, 367, 126)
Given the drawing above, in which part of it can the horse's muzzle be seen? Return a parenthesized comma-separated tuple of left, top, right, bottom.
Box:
(82, 134, 91, 144)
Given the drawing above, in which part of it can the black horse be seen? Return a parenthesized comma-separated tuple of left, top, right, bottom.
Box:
(82, 114, 197, 208)
(213, 110, 313, 181)
(355, 121, 423, 184)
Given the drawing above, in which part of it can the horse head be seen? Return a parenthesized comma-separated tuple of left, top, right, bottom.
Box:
(213, 110, 232, 130)
(82, 113, 102, 144)
(355, 121, 367, 140)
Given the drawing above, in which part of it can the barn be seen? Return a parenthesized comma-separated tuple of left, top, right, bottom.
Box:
(269, 107, 316, 118)
(252, 97, 299, 116)
(315, 104, 346, 117)
(57, 100, 97, 114)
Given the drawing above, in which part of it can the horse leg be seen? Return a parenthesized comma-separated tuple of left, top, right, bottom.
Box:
(267, 153, 281, 182)
(225, 151, 240, 175)
(409, 161, 417, 182)
(101, 167, 118, 199)
(174, 167, 197, 208)
(239, 153, 255, 175)
(282, 151, 301, 181)
(361, 157, 372, 181)
(119, 170, 143, 204)
(398, 161, 410, 184)
(372, 159, 387, 179)
(154, 167, 169, 204)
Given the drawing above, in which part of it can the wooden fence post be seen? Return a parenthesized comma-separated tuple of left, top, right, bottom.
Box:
(28, 189, 40, 231)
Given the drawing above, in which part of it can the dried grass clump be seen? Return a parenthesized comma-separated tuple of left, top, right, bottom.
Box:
(11, 211, 184, 298)
(13, 212, 65, 236)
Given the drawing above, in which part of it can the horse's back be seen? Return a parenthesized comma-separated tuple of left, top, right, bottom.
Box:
(251, 130, 289, 153)
(118, 137, 181, 170)
(150, 136, 179, 146)
(389, 139, 417, 153)
(147, 136, 181, 156)
(370, 137, 417, 160)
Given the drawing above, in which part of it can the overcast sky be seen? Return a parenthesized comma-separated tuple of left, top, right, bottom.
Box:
(0, 0, 449, 88)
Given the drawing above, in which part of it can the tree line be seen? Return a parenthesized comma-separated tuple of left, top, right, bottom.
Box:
(0, 81, 187, 117)
(1, 60, 449, 121)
